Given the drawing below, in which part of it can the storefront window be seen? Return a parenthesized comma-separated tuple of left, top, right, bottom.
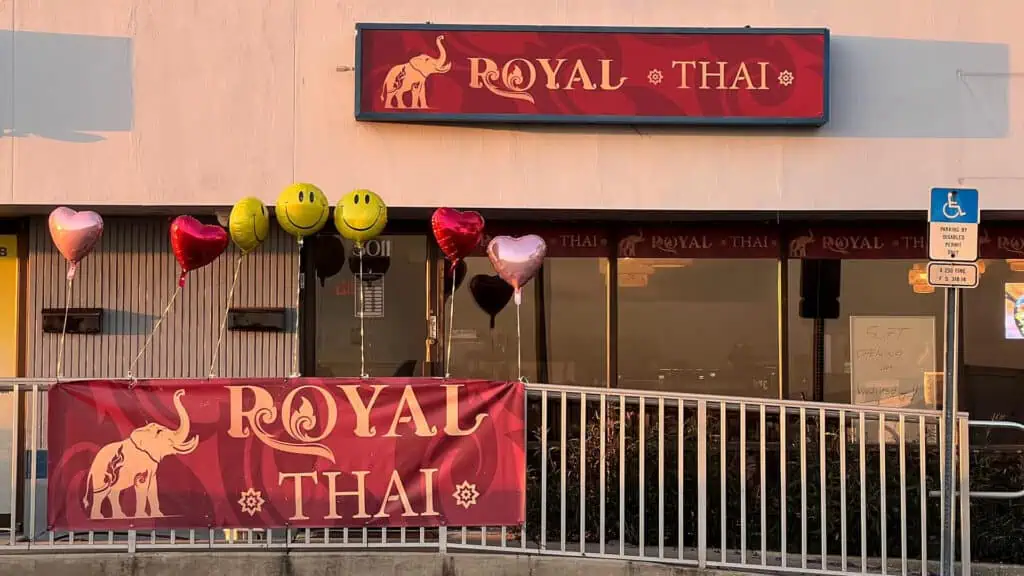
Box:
(963, 227, 1024, 425)
(785, 225, 944, 405)
(616, 226, 780, 396)
(312, 234, 428, 377)
(448, 228, 608, 386)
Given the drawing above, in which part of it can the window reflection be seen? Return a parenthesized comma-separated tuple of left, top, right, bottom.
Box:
(313, 235, 427, 377)
(449, 257, 607, 386)
(787, 260, 944, 405)
(964, 259, 1024, 426)
(617, 258, 779, 396)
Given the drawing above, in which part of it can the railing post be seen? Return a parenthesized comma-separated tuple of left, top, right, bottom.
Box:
(439, 525, 447, 554)
(27, 383, 39, 546)
(9, 381, 18, 547)
(696, 400, 707, 569)
(958, 417, 971, 576)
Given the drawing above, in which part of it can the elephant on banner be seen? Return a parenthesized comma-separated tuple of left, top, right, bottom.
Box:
(82, 389, 199, 520)
(380, 35, 452, 109)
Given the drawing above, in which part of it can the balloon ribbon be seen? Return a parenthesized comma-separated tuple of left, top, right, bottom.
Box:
(445, 261, 457, 378)
(209, 254, 245, 378)
(515, 288, 522, 382)
(290, 238, 303, 377)
(358, 246, 367, 378)
(127, 281, 183, 379)
(55, 274, 73, 381)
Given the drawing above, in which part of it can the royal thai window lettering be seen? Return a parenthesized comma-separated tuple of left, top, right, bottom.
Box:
(651, 234, 713, 254)
(998, 236, 1024, 256)
(897, 235, 926, 250)
(728, 235, 772, 249)
(821, 235, 885, 254)
(559, 234, 600, 249)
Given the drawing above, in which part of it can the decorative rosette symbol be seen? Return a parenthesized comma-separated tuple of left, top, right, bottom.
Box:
(452, 481, 480, 509)
(238, 488, 265, 517)
(778, 70, 795, 87)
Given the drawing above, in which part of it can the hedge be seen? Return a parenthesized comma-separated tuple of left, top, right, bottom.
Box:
(521, 399, 1024, 565)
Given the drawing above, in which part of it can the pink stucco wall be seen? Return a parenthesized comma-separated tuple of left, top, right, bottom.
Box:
(0, 0, 1021, 211)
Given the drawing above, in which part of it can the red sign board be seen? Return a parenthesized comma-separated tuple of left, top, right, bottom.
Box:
(355, 24, 830, 126)
(48, 378, 525, 530)
(787, 225, 929, 259)
(620, 226, 780, 258)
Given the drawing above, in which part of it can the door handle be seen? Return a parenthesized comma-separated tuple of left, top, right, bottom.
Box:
(427, 314, 438, 344)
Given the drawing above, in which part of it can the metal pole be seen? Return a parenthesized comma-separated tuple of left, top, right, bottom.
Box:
(941, 286, 959, 576)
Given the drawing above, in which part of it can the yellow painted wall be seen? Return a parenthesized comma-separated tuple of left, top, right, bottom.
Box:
(0, 236, 19, 377)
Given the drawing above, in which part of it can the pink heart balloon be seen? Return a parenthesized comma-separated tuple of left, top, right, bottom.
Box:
(48, 207, 104, 280)
(486, 235, 547, 304)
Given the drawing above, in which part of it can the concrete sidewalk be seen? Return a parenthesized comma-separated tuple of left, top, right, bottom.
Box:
(0, 551, 1015, 576)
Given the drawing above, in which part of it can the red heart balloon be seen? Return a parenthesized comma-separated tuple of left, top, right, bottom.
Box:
(170, 216, 229, 286)
(431, 208, 485, 266)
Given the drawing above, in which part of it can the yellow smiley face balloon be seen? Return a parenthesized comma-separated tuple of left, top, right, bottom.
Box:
(334, 189, 388, 246)
(275, 183, 329, 239)
(228, 197, 270, 254)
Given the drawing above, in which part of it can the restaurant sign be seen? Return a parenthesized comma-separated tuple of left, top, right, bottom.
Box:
(48, 378, 525, 530)
(355, 24, 830, 126)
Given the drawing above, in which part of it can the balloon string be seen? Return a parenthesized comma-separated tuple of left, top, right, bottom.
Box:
(128, 282, 182, 379)
(445, 263, 456, 378)
(55, 275, 73, 381)
(358, 249, 367, 378)
(516, 299, 522, 382)
(290, 238, 303, 378)
(209, 254, 245, 378)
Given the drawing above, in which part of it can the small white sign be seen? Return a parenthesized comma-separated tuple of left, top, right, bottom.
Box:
(928, 222, 978, 262)
(354, 279, 384, 318)
(926, 261, 979, 288)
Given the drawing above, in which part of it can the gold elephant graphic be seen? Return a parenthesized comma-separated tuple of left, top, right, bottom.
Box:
(788, 231, 815, 258)
(381, 35, 452, 109)
(82, 389, 198, 520)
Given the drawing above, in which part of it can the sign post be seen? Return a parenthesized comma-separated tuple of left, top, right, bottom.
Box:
(928, 187, 980, 576)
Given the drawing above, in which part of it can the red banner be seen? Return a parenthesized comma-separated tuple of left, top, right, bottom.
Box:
(980, 225, 1024, 259)
(472, 225, 611, 258)
(47, 378, 525, 530)
(356, 24, 829, 126)
(619, 226, 780, 258)
(786, 225, 928, 259)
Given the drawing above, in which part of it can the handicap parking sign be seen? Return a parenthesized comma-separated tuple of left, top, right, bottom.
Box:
(929, 188, 979, 224)
(928, 187, 980, 262)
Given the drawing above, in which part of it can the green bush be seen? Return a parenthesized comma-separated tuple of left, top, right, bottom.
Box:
(522, 399, 1024, 565)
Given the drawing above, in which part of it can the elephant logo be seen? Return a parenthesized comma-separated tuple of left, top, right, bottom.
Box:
(82, 389, 198, 520)
(789, 231, 815, 258)
(381, 35, 452, 109)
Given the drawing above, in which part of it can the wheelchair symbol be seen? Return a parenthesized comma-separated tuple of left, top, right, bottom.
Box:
(943, 191, 967, 219)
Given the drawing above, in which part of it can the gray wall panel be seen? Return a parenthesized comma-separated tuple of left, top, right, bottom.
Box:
(27, 217, 297, 378)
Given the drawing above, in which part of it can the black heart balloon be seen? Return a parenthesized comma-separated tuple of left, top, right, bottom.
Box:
(313, 235, 346, 287)
(443, 259, 468, 298)
(469, 274, 514, 329)
(348, 252, 391, 280)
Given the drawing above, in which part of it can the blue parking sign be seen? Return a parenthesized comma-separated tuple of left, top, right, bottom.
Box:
(929, 188, 980, 224)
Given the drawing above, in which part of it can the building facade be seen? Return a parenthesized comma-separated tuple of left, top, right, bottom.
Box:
(0, 0, 1021, 421)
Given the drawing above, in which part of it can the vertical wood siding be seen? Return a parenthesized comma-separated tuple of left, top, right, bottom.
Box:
(26, 217, 298, 378)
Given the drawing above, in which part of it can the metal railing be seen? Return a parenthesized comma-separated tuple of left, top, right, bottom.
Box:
(0, 379, 975, 576)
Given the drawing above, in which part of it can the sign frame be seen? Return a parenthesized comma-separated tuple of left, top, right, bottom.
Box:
(354, 23, 831, 126)
(928, 187, 980, 262)
(926, 261, 979, 288)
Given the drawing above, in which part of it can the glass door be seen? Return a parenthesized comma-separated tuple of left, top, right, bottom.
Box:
(309, 232, 433, 378)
